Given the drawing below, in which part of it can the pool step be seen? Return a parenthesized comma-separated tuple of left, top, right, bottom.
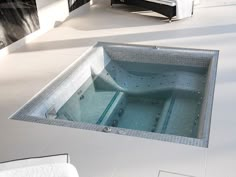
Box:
(156, 94, 200, 138)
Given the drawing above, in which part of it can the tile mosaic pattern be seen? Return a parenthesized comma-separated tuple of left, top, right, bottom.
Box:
(9, 42, 219, 148)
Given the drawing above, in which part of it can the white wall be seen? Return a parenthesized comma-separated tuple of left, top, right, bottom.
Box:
(36, 0, 70, 31)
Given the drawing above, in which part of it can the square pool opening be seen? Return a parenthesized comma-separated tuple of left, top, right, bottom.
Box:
(10, 42, 219, 147)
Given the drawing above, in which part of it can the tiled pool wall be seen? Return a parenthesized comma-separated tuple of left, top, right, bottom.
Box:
(198, 55, 218, 145)
(10, 42, 219, 148)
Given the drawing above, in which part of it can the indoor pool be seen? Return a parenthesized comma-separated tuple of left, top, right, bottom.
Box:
(10, 42, 218, 147)
(57, 61, 207, 138)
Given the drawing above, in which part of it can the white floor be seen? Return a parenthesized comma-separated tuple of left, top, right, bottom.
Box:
(1, 1, 236, 177)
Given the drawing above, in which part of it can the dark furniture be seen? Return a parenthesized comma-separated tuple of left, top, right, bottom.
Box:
(111, 0, 176, 21)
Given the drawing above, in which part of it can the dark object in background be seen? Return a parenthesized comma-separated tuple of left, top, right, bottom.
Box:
(68, 0, 90, 12)
(0, 0, 39, 49)
(111, 0, 176, 21)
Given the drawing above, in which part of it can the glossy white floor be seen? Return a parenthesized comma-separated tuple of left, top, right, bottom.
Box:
(1, 0, 236, 177)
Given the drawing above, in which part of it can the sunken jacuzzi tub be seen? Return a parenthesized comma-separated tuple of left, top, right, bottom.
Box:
(10, 42, 219, 147)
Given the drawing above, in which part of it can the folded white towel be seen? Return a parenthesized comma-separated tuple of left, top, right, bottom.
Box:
(176, 0, 193, 19)
(0, 163, 79, 177)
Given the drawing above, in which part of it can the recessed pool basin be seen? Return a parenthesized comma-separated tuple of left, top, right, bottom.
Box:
(10, 42, 219, 147)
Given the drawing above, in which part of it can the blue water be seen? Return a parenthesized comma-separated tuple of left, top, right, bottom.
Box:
(57, 60, 207, 138)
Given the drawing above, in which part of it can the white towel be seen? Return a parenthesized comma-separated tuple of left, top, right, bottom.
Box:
(0, 163, 79, 177)
(176, 0, 193, 19)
